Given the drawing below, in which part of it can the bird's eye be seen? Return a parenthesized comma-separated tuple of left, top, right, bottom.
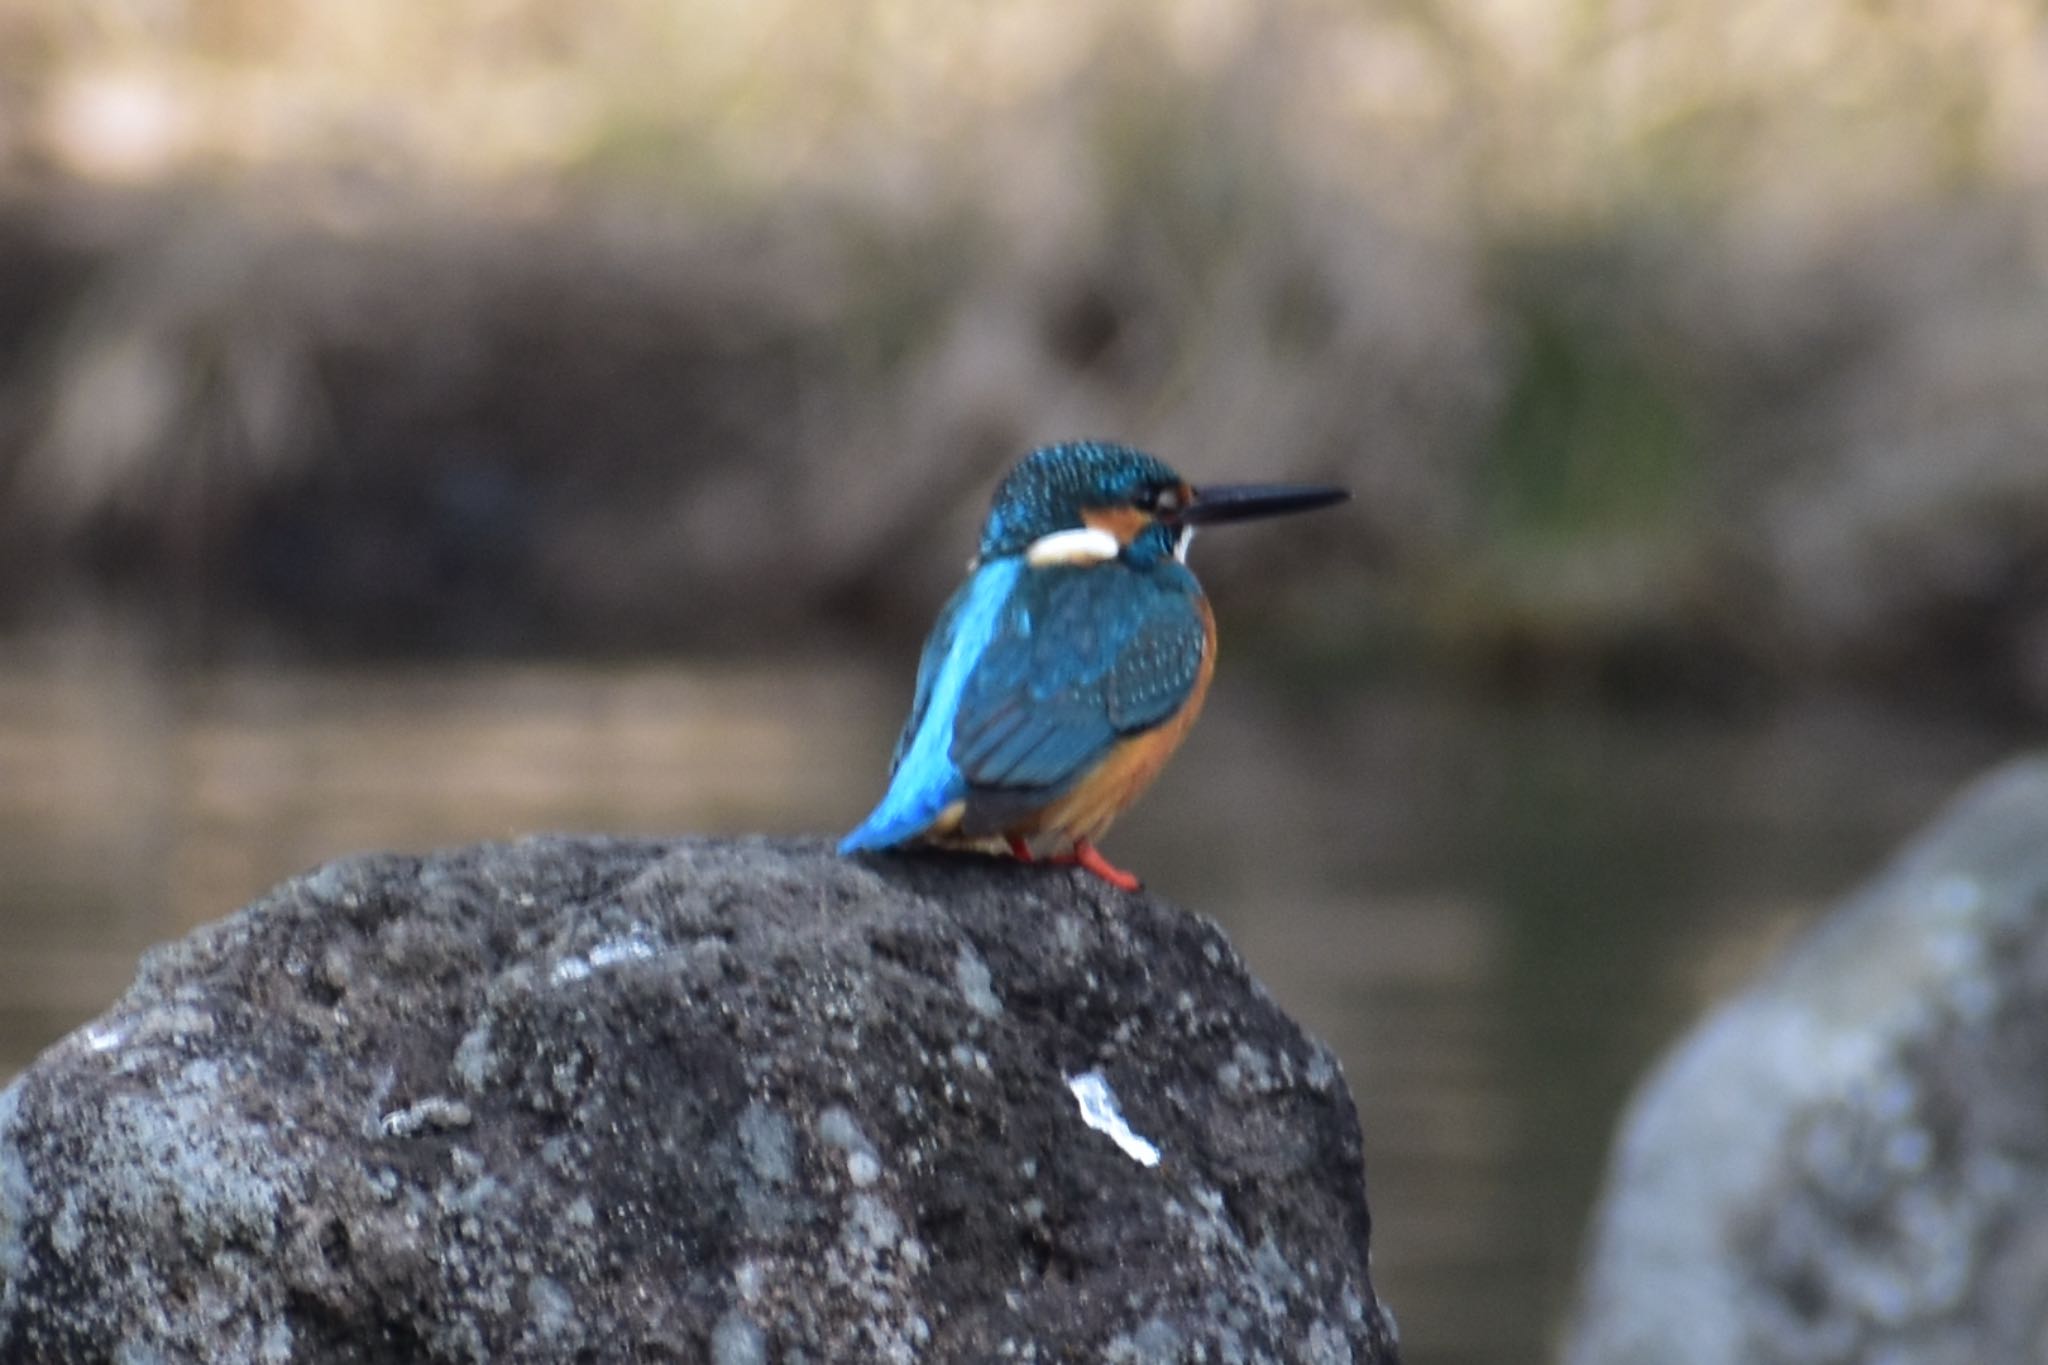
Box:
(1151, 485, 1183, 515)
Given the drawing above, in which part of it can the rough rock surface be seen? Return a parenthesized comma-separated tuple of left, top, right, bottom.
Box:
(1568, 758, 2048, 1365)
(0, 836, 1398, 1364)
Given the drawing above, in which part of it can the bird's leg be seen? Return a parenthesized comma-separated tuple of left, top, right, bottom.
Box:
(1061, 837, 1142, 893)
(1006, 835, 1035, 862)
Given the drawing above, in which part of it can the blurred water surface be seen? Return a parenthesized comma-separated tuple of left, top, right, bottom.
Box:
(0, 619, 2025, 1364)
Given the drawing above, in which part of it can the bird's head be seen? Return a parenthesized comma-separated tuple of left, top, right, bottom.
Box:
(977, 441, 1348, 569)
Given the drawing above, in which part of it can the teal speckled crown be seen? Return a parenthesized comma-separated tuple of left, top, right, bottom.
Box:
(977, 442, 1184, 558)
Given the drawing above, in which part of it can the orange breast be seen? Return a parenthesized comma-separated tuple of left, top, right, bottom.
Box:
(1020, 596, 1216, 847)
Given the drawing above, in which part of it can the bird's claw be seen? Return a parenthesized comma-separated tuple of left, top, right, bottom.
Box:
(1065, 838, 1142, 892)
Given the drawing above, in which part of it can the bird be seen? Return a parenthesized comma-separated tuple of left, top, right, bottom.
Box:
(838, 440, 1348, 891)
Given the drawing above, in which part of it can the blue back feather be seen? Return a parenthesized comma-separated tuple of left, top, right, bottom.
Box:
(838, 558, 1024, 852)
(950, 561, 1206, 794)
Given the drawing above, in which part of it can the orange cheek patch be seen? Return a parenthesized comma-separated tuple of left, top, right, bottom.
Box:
(1082, 505, 1153, 546)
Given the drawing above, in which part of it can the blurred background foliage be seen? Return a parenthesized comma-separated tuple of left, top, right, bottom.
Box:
(0, 0, 2042, 704)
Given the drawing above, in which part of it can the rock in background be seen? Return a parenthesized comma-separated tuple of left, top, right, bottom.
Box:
(0, 837, 1398, 1364)
(1567, 758, 2048, 1364)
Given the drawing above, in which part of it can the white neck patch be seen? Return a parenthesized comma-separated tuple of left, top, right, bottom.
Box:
(1026, 526, 1121, 567)
(1174, 526, 1194, 563)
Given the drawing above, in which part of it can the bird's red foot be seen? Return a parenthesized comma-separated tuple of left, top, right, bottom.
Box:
(1006, 835, 1035, 862)
(1065, 838, 1141, 892)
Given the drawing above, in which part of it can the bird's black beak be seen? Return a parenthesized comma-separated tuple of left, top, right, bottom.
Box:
(1174, 481, 1350, 526)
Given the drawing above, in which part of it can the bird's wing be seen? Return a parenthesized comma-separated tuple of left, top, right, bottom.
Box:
(887, 572, 974, 775)
(951, 563, 1208, 794)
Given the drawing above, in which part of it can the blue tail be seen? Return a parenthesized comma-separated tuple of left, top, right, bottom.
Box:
(838, 558, 1023, 858)
(836, 783, 961, 855)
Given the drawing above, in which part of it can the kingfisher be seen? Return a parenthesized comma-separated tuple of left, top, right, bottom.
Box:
(838, 441, 1347, 891)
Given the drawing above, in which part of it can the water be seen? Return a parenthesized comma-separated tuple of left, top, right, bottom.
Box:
(0, 621, 2021, 1363)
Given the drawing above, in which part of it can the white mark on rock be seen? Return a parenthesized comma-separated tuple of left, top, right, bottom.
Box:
(84, 1024, 124, 1053)
(378, 1096, 474, 1139)
(1055, 915, 1085, 956)
(452, 1022, 496, 1094)
(1067, 1070, 1161, 1167)
(817, 1106, 868, 1150)
(50, 1192, 84, 1256)
(818, 1105, 884, 1186)
(553, 932, 661, 986)
(259, 1316, 293, 1364)
(845, 1192, 901, 1251)
(739, 1102, 795, 1185)
(526, 1273, 579, 1342)
(954, 944, 1002, 1018)
(711, 1309, 767, 1365)
(589, 934, 657, 969)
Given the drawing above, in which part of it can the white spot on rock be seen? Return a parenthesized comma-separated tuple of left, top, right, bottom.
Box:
(954, 944, 1002, 1018)
(589, 932, 658, 969)
(739, 1102, 795, 1185)
(526, 1273, 579, 1342)
(711, 1309, 768, 1365)
(1067, 1070, 1161, 1167)
(845, 1192, 902, 1252)
(817, 1105, 886, 1186)
(378, 1096, 473, 1139)
(452, 1022, 496, 1093)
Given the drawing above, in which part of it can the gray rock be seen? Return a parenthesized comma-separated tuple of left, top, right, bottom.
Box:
(0, 836, 1399, 1364)
(1568, 758, 2048, 1365)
